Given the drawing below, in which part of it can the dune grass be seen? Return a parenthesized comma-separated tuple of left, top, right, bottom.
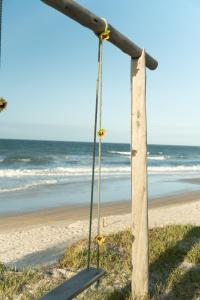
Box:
(0, 224, 200, 299)
(58, 224, 200, 299)
(0, 263, 42, 299)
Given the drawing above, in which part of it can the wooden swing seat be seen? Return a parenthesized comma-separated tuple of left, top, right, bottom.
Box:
(39, 267, 105, 300)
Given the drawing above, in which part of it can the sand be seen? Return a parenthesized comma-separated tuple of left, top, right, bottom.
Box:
(0, 191, 200, 268)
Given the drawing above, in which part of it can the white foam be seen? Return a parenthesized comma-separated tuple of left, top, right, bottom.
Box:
(0, 179, 58, 193)
(1, 163, 200, 181)
(148, 156, 166, 161)
(109, 151, 130, 156)
(0, 166, 131, 178)
(149, 165, 200, 173)
(110, 151, 168, 161)
(17, 159, 31, 162)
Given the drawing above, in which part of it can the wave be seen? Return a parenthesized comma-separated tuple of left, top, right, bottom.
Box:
(0, 179, 58, 193)
(110, 151, 168, 161)
(0, 166, 131, 178)
(109, 151, 130, 156)
(149, 165, 200, 173)
(14, 158, 32, 163)
(1, 156, 53, 165)
(1, 163, 200, 180)
(148, 156, 166, 161)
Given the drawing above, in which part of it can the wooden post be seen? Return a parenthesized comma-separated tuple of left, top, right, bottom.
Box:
(131, 50, 149, 298)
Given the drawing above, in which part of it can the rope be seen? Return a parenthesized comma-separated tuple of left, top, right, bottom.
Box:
(99, 18, 110, 41)
(0, 0, 3, 67)
(87, 18, 109, 270)
(0, 0, 8, 112)
(97, 37, 103, 270)
(87, 38, 102, 269)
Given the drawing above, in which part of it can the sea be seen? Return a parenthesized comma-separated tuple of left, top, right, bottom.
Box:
(0, 139, 200, 215)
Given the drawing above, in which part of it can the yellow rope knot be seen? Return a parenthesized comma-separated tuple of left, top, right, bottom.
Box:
(97, 128, 105, 138)
(0, 97, 7, 112)
(99, 18, 110, 41)
(95, 235, 105, 246)
(100, 29, 110, 41)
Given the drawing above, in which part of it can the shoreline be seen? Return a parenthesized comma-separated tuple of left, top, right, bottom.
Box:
(0, 190, 200, 268)
(0, 190, 200, 232)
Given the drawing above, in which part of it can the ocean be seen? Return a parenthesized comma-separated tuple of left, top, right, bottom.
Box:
(0, 139, 200, 215)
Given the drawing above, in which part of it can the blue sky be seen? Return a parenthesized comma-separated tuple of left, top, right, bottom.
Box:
(0, 0, 200, 145)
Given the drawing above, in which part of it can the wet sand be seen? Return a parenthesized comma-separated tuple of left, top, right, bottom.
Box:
(1, 190, 200, 232)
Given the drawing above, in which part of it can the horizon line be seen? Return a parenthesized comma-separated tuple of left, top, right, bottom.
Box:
(0, 137, 200, 148)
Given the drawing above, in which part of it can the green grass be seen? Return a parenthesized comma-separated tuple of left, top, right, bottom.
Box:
(0, 263, 42, 299)
(0, 225, 200, 299)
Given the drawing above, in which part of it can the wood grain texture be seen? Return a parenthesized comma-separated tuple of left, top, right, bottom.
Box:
(131, 50, 149, 298)
(41, 0, 157, 70)
(39, 268, 105, 300)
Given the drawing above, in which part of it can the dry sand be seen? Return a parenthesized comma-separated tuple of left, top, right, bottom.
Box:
(0, 191, 200, 268)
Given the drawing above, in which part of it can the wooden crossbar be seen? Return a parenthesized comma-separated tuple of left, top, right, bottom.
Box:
(39, 268, 105, 300)
(41, 0, 158, 70)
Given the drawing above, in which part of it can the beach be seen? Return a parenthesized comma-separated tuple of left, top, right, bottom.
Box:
(1, 140, 200, 269)
(0, 190, 200, 269)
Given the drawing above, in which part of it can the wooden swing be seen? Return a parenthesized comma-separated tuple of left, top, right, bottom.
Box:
(40, 268, 105, 300)
(39, 15, 108, 300)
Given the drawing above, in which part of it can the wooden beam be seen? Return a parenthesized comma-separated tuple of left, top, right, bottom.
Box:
(131, 50, 149, 298)
(41, 0, 158, 71)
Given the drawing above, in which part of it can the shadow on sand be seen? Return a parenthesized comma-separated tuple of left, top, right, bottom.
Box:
(7, 242, 67, 269)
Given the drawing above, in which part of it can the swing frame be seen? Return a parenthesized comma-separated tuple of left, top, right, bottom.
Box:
(0, 0, 157, 299)
(40, 0, 158, 299)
